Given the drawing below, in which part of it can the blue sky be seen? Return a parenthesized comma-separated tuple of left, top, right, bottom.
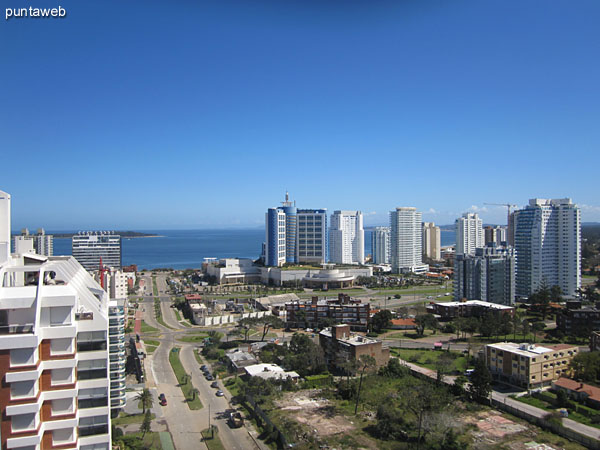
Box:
(2, 0, 599, 229)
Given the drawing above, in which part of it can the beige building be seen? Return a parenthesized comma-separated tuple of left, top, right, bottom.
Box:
(319, 324, 390, 370)
(422, 222, 441, 261)
(485, 342, 579, 389)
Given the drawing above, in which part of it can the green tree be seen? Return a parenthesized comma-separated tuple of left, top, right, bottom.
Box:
(556, 389, 569, 408)
(569, 351, 600, 382)
(531, 322, 545, 343)
(478, 312, 500, 339)
(257, 315, 284, 341)
(371, 310, 393, 333)
(135, 388, 153, 414)
(404, 383, 449, 450)
(354, 355, 376, 415)
(190, 388, 199, 401)
(375, 403, 408, 440)
(415, 314, 438, 336)
(140, 410, 152, 438)
(468, 358, 492, 402)
(435, 352, 454, 384)
(285, 333, 326, 376)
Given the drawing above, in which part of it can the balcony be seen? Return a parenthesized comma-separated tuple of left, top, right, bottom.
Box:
(78, 368, 107, 380)
(77, 341, 107, 352)
(0, 323, 34, 335)
(78, 397, 108, 409)
(75, 312, 94, 321)
(79, 425, 109, 437)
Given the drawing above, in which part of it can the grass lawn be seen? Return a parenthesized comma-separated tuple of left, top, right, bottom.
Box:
(201, 428, 226, 450)
(385, 330, 451, 340)
(193, 348, 204, 366)
(177, 334, 208, 343)
(112, 412, 155, 426)
(146, 345, 158, 354)
(144, 339, 161, 346)
(141, 320, 159, 333)
(169, 348, 203, 410)
(181, 320, 192, 327)
(391, 348, 469, 373)
(152, 276, 158, 296)
(118, 431, 162, 450)
(515, 395, 600, 429)
(174, 309, 182, 321)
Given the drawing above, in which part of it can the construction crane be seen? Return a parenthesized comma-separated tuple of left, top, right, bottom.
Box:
(484, 203, 517, 226)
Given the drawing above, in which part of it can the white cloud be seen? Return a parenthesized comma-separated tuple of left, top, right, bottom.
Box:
(426, 208, 437, 214)
(469, 205, 488, 213)
(364, 211, 378, 216)
(580, 204, 600, 213)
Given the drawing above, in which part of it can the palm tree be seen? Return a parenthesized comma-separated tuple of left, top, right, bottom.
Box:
(135, 388, 153, 414)
(140, 410, 152, 437)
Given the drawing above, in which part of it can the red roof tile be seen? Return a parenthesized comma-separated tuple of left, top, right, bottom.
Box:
(554, 377, 600, 402)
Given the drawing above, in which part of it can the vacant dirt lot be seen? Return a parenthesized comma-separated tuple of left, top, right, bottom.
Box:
(275, 390, 355, 437)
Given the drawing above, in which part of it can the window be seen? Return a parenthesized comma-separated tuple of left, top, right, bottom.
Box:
(10, 347, 35, 367)
(50, 338, 73, 355)
(49, 307, 71, 326)
(51, 368, 73, 386)
(11, 380, 36, 399)
(52, 428, 74, 445)
(11, 413, 36, 432)
(51, 398, 74, 415)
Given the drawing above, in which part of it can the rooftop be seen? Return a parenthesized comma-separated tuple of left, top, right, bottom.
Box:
(435, 300, 514, 310)
(319, 328, 381, 346)
(554, 377, 600, 403)
(487, 342, 578, 357)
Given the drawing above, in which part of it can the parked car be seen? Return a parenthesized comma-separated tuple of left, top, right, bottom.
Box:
(206, 375, 214, 381)
(200, 365, 207, 371)
(229, 411, 244, 428)
(216, 390, 224, 397)
(211, 381, 219, 388)
(159, 393, 167, 406)
(464, 369, 475, 377)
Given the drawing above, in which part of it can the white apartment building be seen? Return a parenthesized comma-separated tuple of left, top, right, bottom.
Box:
(108, 300, 126, 414)
(96, 267, 129, 302)
(94, 267, 128, 415)
(422, 222, 441, 261)
(265, 208, 287, 267)
(390, 207, 427, 274)
(371, 227, 390, 264)
(72, 232, 121, 272)
(0, 191, 112, 450)
(329, 211, 364, 265)
(455, 213, 483, 255)
(515, 198, 581, 298)
(13, 229, 54, 257)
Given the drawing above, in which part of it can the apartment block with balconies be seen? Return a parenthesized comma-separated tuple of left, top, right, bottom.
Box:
(0, 190, 111, 450)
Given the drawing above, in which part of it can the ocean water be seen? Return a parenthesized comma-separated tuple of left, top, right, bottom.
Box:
(52, 228, 456, 270)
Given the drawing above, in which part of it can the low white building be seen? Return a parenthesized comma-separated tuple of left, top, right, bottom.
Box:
(260, 265, 373, 287)
(205, 258, 262, 285)
(244, 363, 300, 381)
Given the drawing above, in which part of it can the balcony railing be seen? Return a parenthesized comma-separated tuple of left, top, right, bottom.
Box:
(77, 341, 107, 352)
(78, 397, 108, 409)
(75, 312, 94, 321)
(0, 324, 34, 335)
(79, 424, 109, 437)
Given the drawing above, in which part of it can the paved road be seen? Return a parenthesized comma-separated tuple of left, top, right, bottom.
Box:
(139, 298, 264, 450)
